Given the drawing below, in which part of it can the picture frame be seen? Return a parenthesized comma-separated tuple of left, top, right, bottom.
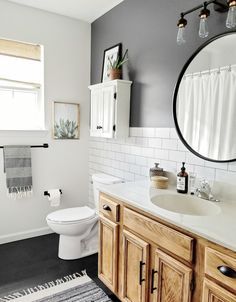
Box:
(52, 101, 80, 140)
(101, 43, 122, 82)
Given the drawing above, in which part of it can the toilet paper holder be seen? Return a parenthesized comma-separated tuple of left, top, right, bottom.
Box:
(44, 189, 62, 197)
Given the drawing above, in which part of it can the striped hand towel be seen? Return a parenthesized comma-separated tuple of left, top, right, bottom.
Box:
(3, 145, 33, 199)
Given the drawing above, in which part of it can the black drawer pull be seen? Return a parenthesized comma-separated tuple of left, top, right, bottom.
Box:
(217, 266, 236, 278)
(103, 204, 111, 211)
(139, 261, 145, 285)
(151, 269, 158, 293)
(96, 125, 103, 129)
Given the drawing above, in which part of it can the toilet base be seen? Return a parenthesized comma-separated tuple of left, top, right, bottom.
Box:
(58, 234, 98, 260)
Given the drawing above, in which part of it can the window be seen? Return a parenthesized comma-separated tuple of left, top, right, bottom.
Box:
(0, 38, 44, 130)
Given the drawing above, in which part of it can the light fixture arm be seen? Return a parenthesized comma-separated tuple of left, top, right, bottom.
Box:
(181, 0, 227, 18)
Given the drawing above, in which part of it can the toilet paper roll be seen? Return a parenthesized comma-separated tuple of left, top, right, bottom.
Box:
(48, 189, 61, 207)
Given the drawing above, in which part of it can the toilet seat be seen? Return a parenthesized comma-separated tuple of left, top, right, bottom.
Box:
(46, 206, 96, 224)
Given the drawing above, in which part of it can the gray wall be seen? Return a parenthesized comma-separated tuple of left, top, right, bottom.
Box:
(91, 0, 230, 127)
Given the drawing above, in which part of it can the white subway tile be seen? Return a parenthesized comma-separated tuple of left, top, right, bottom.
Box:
(88, 127, 236, 188)
(142, 147, 154, 158)
(161, 160, 177, 173)
(228, 162, 236, 172)
(111, 160, 120, 169)
(121, 144, 130, 154)
(205, 161, 228, 170)
(125, 154, 136, 164)
(130, 127, 143, 137)
(125, 137, 136, 145)
(140, 166, 149, 177)
(129, 164, 141, 174)
(142, 128, 156, 137)
(169, 150, 186, 162)
(148, 138, 162, 148)
(177, 140, 188, 152)
(119, 162, 130, 171)
(116, 152, 125, 162)
(170, 128, 178, 139)
(135, 156, 147, 166)
(155, 128, 170, 138)
(186, 153, 205, 166)
(215, 169, 236, 185)
(194, 165, 215, 181)
(135, 137, 148, 147)
(162, 139, 178, 150)
(135, 174, 147, 181)
(130, 145, 142, 156)
(124, 171, 135, 181)
(155, 149, 169, 160)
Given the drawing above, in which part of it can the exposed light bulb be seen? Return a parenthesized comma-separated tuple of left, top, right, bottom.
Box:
(177, 14, 187, 45)
(226, 1, 236, 28)
(177, 26, 186, 45)
(199, 5, 210, 39)
(199, 16, 209, 38)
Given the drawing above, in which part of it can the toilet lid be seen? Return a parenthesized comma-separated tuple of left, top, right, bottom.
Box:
(47, 206, 96, 223)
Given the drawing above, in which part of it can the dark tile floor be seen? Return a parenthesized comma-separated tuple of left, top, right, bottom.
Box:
(0, 233, 120, 301)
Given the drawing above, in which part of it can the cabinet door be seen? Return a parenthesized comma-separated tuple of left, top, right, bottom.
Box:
(202, 279, 236, 302)
(90, 89, 102, 137)
(98, 216, 119, 292)
(100, 85, 115, 138)
(122, 230, 149, 302)
(153, 249, 192, 302)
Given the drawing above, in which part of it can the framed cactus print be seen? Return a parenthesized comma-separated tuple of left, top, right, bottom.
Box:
(53, 101, 80, 139)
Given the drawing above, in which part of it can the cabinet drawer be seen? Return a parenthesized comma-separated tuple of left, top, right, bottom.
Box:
(205, 247, 236, 292)
(202, 278, 236, 302)
(123, 207, 194, 262)
(99, 194, 120, 222)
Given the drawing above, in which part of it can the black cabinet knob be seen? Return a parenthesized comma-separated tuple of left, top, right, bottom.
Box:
(103, 204, 111, 211)
(96, 125, 103, 129)
(217, 266, 236, 278)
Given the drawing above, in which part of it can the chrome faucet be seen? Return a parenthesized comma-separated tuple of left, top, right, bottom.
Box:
(196, 179, 220, 202)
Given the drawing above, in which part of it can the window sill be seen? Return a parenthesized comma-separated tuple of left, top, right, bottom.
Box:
(0, 129, 49, 138)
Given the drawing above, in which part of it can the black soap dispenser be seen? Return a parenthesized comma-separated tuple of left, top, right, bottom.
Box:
(177, 162, 188, 194)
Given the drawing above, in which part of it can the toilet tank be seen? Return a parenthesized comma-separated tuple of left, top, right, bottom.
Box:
(92, 173, 123, 212)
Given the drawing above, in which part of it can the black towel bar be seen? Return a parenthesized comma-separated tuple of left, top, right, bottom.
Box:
(0, 144, 49, 149)
(44, 190, 62, 197)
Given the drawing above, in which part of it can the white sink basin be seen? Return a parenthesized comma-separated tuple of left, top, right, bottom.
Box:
(151, 194, 221, 216)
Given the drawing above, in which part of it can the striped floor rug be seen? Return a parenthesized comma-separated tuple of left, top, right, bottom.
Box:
(0, 271, 112, 302)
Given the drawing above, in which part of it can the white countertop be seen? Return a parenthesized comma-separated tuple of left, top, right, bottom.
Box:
(99, 180, 236, 252)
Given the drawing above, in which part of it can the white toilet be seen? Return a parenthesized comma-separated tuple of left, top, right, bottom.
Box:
(46, 173, 123, 260)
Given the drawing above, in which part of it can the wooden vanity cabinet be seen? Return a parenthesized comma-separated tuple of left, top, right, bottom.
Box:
(122, 230, 149, 302)
(98, 216, 119, 292)
(202, 247, 236, 302)
(152, 249, 192, 302)
(98, 193, 236, 302)
(202, 279, 236, 302)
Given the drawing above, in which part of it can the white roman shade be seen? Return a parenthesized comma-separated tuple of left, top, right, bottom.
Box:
(0, 38, 44, 130)
(0, 38, 41, 61)
(0, 38, 43, 86)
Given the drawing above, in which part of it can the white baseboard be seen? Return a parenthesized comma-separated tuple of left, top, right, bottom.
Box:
(0, 227, 53, 245)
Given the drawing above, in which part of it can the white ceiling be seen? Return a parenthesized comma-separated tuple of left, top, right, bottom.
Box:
(7, 0, 124, 23)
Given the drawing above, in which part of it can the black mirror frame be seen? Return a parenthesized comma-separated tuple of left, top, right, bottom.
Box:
(173, 31, 236, 163)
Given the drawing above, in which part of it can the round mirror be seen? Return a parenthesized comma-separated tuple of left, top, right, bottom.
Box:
(173, 32, 236, 163)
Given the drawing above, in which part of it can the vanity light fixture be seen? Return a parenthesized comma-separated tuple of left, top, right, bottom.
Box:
(177, 13, 187, 45)
(199, 2, 210, 38)
(226, 0, 236, 28)
(177, 0, 229, 45)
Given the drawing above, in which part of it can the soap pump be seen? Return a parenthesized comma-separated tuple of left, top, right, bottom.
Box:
(177, 162, 188, 194)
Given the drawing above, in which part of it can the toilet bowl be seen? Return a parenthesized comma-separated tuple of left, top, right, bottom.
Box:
(46, 173, 123, 260)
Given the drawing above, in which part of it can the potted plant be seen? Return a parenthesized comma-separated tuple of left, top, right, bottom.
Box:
(108, 49, 128, 80)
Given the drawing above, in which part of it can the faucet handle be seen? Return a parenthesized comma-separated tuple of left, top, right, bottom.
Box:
(200, 179, 210, 189)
